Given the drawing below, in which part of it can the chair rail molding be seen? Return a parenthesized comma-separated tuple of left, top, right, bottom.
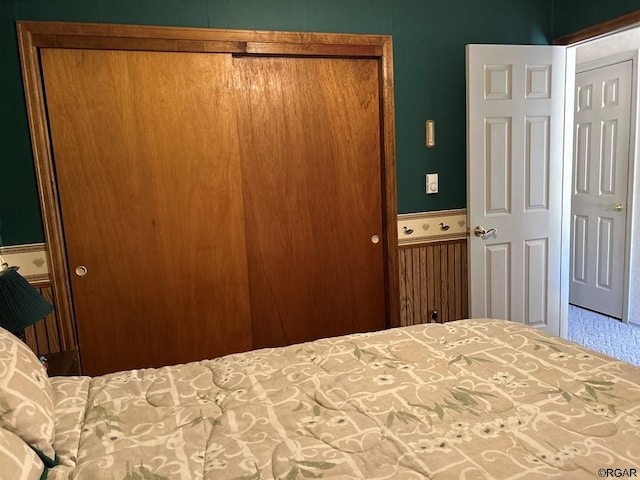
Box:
(0, 243, 50, 285)
(397, 209, 467, 246)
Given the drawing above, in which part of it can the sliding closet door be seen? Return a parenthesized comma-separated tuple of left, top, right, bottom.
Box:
(234, 57, 387, 347)
(41, 49, 252, 375)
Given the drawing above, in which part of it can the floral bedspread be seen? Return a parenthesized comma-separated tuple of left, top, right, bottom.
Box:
(49, 319, 640, 479)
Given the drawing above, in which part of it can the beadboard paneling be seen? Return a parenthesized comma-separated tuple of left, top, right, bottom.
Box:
(23, 285, 64, 356)
(399, 239, 468, 326)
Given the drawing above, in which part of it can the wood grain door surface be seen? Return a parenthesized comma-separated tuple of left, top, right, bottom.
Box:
(41, 49, 388, 374)
(234, 57, 387, 347)
(42, 49, 252, 375)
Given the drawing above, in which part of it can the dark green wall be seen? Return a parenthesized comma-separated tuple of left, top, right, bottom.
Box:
(1, 0, 552, 245)
(552, 0, 640, 39)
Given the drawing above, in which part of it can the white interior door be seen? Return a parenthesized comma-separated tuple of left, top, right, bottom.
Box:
(570, 60, 632, 319)
(466, 44, 574, 336)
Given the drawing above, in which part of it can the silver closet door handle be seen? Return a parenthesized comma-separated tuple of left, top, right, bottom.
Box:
(474, 226, 497, 238)
(75, 265, 88, 277)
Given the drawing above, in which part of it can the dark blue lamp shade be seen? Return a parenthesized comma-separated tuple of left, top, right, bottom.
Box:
(0, 266, 54, 334)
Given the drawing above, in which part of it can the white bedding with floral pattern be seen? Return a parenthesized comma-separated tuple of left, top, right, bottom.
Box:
(35, 319, 640, 478)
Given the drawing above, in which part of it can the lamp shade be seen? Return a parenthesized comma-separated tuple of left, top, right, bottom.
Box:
(0, 266, 53, 333)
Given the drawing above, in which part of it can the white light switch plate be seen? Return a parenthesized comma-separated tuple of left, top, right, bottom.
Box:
(426, 173, 438, 194)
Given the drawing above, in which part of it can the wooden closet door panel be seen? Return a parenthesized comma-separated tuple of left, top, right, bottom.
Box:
(234, 57, 387, 348)
(41, 49, 252, 375)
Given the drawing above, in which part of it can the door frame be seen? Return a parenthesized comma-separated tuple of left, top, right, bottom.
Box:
(17, 21, 400, 354)
(557, 14, 640, 326)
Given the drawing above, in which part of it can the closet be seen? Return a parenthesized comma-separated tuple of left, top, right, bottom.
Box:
(18, 22, 398, 375)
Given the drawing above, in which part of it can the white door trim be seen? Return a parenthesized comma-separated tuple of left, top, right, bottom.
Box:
(560, 47, 577, 339)
(625, 49, 640, 326)
(576, 51, 636, 73)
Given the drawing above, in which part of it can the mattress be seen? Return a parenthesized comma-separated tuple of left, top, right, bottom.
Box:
(41, 319, 640, 479)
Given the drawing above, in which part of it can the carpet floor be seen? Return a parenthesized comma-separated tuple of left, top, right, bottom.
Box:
(568, 304, 640, 367)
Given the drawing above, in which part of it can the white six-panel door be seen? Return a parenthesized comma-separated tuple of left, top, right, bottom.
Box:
(466, 45, 572, 336)
(570, 60, 632, 319)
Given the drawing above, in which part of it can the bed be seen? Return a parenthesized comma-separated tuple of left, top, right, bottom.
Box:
(2, 319, 640, 479)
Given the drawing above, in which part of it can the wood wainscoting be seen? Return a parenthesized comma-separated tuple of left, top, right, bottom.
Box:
(399, 239, 468, 326)
(23, 284, 66, 356)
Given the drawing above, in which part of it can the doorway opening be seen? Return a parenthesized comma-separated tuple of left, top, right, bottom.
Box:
(565, 24, 640, 327)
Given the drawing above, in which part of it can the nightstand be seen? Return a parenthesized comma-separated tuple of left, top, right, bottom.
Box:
(46, 350, 80, 376)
